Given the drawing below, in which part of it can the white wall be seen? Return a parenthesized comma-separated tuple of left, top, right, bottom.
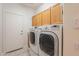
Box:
(0, 4, 2, 54)
(64, 4, 79, 56)
(2, 3, 35, 53)
(35, 3, 56, 14)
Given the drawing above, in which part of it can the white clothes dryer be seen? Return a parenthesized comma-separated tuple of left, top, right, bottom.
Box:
(38, 24, 63, 56)
(28, 27, 39, 56)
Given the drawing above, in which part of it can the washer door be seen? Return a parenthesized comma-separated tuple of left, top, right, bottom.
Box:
(30, 32, 35, 44)
(39, 32, 59, 56)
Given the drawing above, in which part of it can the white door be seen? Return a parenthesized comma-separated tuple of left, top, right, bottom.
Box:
(4, 11, 24, 52)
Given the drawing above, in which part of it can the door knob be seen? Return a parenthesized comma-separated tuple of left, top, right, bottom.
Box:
(21, 30, 23, 32)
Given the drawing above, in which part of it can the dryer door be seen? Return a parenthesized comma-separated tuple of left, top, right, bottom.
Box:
(30, 32, 35, 44)
(39, 32, 59, 56)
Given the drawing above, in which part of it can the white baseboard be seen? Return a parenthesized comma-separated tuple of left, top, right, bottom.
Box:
(3, 48, 26, 56)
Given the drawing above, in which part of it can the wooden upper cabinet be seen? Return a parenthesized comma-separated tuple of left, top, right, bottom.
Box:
(41, 8, 51, 25)
(32, 13, 42, 26)
(51, 4, 63, 24)
(32, 3, 63, 26)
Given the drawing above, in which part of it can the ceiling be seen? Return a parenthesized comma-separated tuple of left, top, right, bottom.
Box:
(23, 3, 43, 9)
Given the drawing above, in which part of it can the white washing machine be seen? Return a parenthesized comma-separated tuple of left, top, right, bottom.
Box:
(28, 27, 42, 56)
(38, 24, 63, 56)
(28, 27, 39, 56)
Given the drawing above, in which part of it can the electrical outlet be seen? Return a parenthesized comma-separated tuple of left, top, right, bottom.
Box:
(74, 18, 79, 29)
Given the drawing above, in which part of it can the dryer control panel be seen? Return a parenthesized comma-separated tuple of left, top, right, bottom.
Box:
(49, 25, 61, 30)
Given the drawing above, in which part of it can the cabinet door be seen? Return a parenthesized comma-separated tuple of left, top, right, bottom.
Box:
(32, 14, 42, 26)
(36, 13, 42, 26)
(42, 8, 51, 25)
(51, 4, 63, 24)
